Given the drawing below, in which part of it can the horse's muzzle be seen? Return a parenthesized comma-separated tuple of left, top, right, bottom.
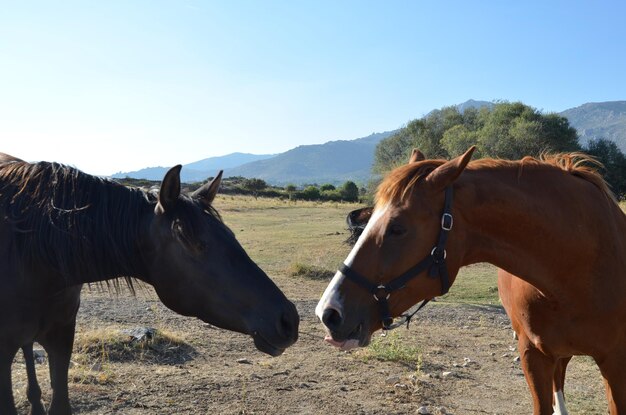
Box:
(251, 301, 299, 356)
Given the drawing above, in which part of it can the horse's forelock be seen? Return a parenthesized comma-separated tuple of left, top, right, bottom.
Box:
(374, 160, 445, 208)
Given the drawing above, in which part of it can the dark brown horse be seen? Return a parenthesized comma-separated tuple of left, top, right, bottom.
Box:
(1, 153, 299, 414)
(317, 147, 626, 413)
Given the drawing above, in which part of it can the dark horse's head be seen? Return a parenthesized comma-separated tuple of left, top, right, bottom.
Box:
(1, 155, 298, 356)
(144, 166, 299, 356)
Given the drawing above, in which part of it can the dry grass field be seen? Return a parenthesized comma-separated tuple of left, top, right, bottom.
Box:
(11, 195, 607, 414)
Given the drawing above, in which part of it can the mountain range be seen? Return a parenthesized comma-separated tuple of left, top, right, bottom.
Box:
(113, 100, 626, 185)
(112, 152, 274, 182)
(560, 101, 626, 150)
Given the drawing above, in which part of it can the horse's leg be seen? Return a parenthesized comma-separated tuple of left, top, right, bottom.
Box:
(39, 321, 76, 415)
(518, 334, 557, 415)
(0, 347, 19, 415)
(552, 357, 572, 415)
(22, 343, 46, 415)
(595, 352, 626, 414)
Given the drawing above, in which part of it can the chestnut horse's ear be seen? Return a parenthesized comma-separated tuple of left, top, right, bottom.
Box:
(156, 165, 182, 214)
(409, 149, 426, 163)
(425, 147, 476, 190)
(192, 170, 223, 207)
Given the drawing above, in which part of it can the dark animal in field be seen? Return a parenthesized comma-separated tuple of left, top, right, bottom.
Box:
(318, 147, 626, 414)
(0, 153, 299, 414)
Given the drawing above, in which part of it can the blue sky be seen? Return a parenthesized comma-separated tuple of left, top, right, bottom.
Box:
(1, 1, 625, 176)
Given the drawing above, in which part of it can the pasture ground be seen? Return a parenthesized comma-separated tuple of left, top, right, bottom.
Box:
(12, 195, 606, 414)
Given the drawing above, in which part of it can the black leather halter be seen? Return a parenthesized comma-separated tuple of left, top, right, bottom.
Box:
(338, 186, 454, 330)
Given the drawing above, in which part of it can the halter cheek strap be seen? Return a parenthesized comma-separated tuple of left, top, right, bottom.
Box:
(339, 186, 454, 331)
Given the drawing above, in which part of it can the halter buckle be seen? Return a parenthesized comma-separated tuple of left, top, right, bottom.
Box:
(372, 285, 390, 301)
(431, 246, 447, 263)
(441, 213, 453, 231)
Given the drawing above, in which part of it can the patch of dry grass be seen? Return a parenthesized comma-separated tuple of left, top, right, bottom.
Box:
(73, 327, 193, 364)
(288, 262, 335, 280)
(66, 326, 197, 386)
(356, 331, 422, 370)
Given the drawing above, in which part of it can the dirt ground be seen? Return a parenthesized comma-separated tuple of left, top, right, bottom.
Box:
(11, 273, 607, 415)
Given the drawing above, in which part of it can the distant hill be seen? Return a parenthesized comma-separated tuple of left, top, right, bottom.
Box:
(225, 131, 397, 185)
(456, 99, 494, 113)
(112, 100, 626, 186)
(112, 152, 274, 182)
(425, 99, 494, 117)
(560, 101, 626, 152)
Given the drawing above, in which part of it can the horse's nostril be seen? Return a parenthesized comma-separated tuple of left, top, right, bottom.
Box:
(279, 307, 299, 340)
(322, 308, 343, 330)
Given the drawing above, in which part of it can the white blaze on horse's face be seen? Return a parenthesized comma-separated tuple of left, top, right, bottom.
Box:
(315, 204, 388, 325)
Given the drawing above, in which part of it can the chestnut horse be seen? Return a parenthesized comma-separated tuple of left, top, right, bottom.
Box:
(1, 153, 299, 414)
(498, 269, 572, 414)
(344, 151, 576, 413)
(344, 210, 574, 414)
(317, 147, 626, 414)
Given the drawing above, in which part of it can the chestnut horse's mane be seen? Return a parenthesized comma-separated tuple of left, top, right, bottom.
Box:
(375, 152, 616, 208)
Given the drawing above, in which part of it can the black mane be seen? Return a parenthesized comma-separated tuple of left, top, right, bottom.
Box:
(1, 160, 153, 289)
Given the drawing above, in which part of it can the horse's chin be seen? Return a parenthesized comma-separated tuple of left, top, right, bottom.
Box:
(324, 323, 371, 351)
(252, 333, 286, 357)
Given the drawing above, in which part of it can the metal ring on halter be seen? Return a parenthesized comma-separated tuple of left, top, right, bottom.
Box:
(441, 213, 453, 231)
(372, 285, 390, 301)
(431, 246, 447, 260)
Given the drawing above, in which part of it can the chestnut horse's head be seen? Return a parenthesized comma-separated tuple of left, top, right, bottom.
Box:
(316, 147, 475, 350)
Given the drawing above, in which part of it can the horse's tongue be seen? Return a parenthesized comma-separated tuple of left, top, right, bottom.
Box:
(324, 336, 360, 351)
(324, 335, 345, 348)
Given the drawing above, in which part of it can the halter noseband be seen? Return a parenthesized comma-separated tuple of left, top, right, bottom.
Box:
(338, 186, 454, 331)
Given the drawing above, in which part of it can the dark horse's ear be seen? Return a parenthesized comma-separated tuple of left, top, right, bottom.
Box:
(156, 165, 182, 214)
(409, 149, 426, 163)
(191, 170, 223, 207)
(347, 207, 373, 228)
(425, 146, 475, 191)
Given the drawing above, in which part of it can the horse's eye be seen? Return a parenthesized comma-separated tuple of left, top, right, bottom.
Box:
(386, 223, 407, 237)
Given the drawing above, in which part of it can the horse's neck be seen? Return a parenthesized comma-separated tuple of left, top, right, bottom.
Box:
(46, 188, 153, 289)
(456, 168, 626, 295)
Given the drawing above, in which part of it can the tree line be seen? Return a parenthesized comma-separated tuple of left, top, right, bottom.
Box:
(220, 178, 362, 202)
(116, 176, 363, 202)
(374, 102, 626, 199)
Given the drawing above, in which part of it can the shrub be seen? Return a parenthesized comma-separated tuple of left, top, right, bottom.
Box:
(288, 262, 335, 280)
(357, 331, 422, 367)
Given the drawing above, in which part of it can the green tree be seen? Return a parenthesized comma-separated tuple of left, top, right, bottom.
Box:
(320, 184, 336, 191)
(321, 189, 341, 201)
(477, 102, 580, 159)
(374, 128, 414, 173)
(301, 185, 321, 200)
(242, 178, 267, 199)
(585, 138, 626, 198)
(441, 124, 481, 158)
(340, 181, 359, 202)
(374, 101, 582, 172)
(375, 106, 466, 173)
(285, 184, 297, 200)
